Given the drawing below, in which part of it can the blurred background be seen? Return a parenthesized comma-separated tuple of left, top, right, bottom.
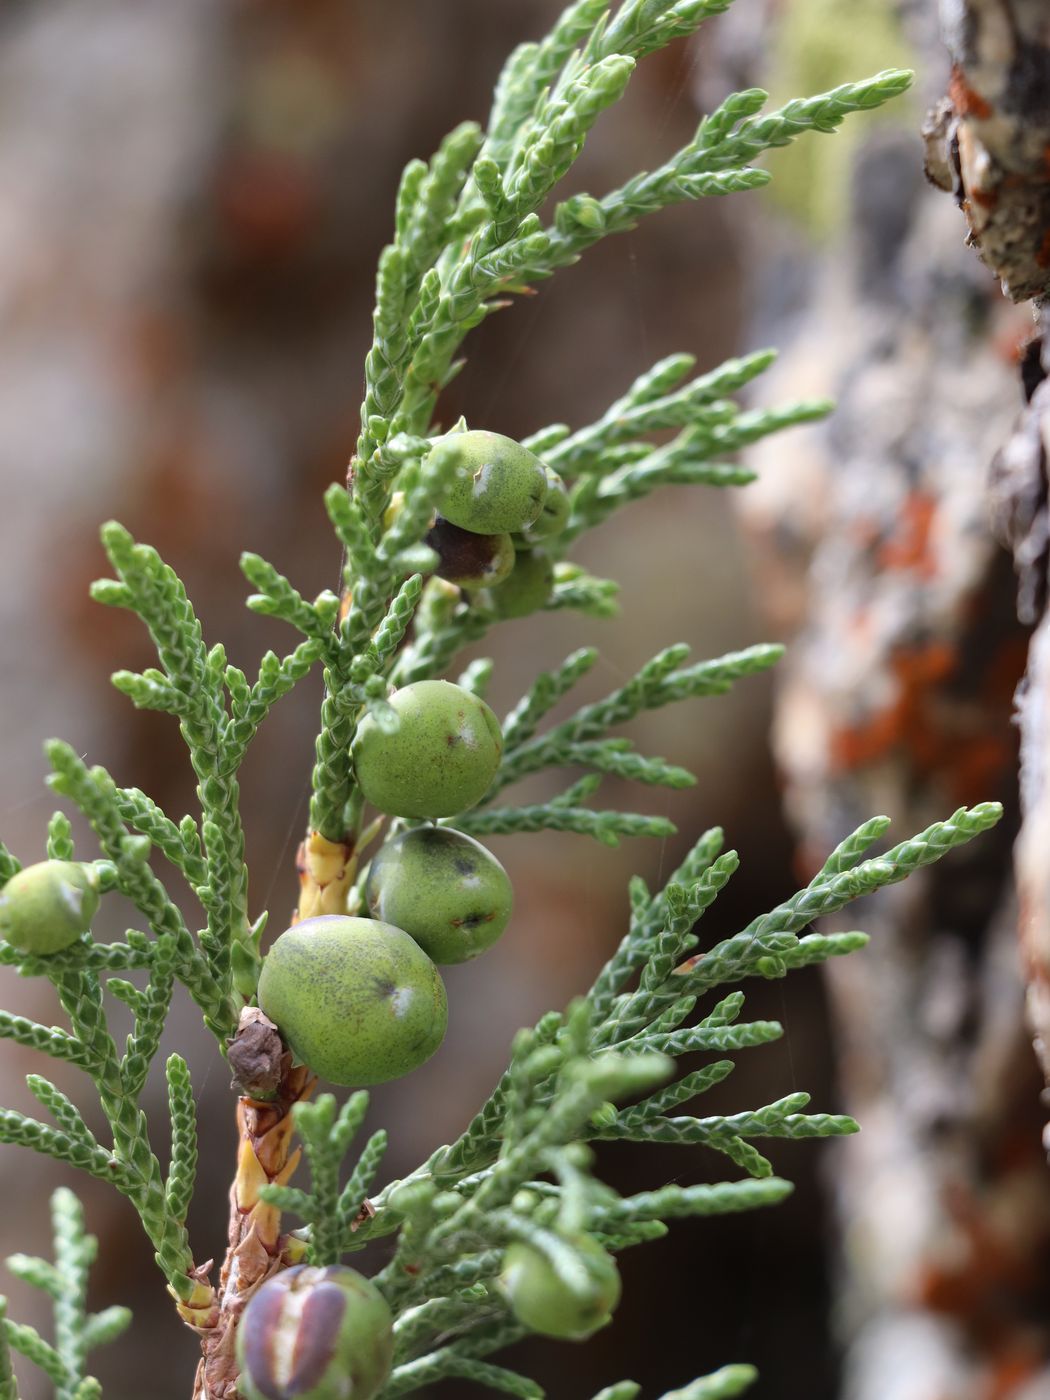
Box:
(0, 1, 1046, 1397)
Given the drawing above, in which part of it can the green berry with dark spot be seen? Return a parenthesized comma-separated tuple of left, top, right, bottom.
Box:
(352, 679, 503, 819)
(257, 916, 447, 1087)
(365, 828, 513, 964)
(499, 1236, 621, 1340)
(491, 548, 554, 619)
(424, 517, 515, 590)
(522, 468, 570, 541)
(0, 861, 101, 955)
(237, 1264, 393, 1400)
(430, 430, 548, 534)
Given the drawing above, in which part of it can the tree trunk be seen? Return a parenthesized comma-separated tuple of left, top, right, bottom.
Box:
(725, 1, 1050, 1393)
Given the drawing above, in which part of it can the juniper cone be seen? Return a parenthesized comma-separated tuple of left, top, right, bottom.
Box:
(430, 430, 549, 534)
(365, 827, 513, 963)
(0, 860, 100, 954)
(490, 547, 556, 619)
(257, 917, 448, 1086)
(237, 1265, 393, 1400)
(0, 5, 999, 1399)
(522, 466, 571, 541)
(423, 516, 516, 590)
(351, 680, 503, 819)
(500, 1236, 622, 1340)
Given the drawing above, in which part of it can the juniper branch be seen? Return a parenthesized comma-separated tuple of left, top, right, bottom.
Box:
(45, 743, 229, 1037)
(93, 524, 255, 1007)
(2, 1189, 130, 1400)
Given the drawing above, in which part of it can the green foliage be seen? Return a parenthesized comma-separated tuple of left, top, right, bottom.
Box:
(0, 1, 990, 1397)
(0, 1188, 131, 1400)
(255, 804, 999, 1396)
(469, 641, 784, 843)
(164, 1055, 198, 1225)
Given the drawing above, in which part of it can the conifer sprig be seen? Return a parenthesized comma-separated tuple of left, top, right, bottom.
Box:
(44, 743, 228, 1033)
(0, 1301, 16, 1400)
(0, 4, 971, 1397)
(91, 524, 255, 995)
(276, 804, 1000, 1397)
(0, 1189, 130, 1400)
(351, 0, 912, 551)
(164, 1055, 198, 1226)
(445, 646, 781, 852)
(527, 349, 778, 476)
(0, 831, 212, 1308)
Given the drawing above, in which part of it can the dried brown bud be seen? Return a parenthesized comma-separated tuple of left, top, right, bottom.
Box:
(227, 1007, 289, 1100)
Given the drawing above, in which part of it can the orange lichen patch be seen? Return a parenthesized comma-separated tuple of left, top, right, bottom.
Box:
(893, 640, 954, 693)
(986, 1352, 1042, 1400)
(916, 1182, 1041, 1353)
(1001, 318, 1040, 367)
(876, 491, 939, 578)
(1035, 225, 1050, 271)
(829, 641, 956, 772)
(829, 702, 900, 771)
(830, 636, 1016, 803)
(969, 185, 999, 209)
(949, 65, 993, 120)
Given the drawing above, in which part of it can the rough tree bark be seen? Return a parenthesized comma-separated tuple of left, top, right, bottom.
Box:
(924, 1, 1050, 1174)
(723, 1, 1050, 1395)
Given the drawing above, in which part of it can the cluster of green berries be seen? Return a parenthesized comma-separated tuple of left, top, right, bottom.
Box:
(235, 1228, 621, 1400)
(257, 434, 570, 1091)
(422, 429, 568, 617)
(0, 435, 618, 1387)
(258, 678, 511, 1088)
